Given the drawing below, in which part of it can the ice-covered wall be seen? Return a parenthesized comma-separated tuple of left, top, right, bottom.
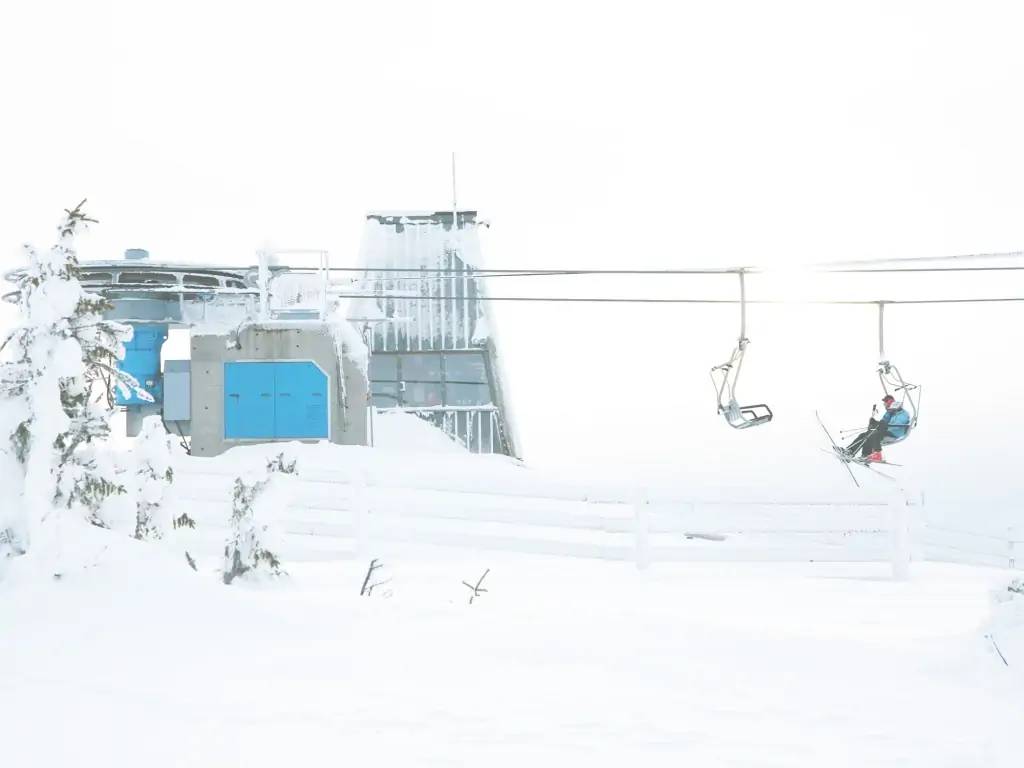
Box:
(356, 211, 487, 353)
(353, 211, 519, 458)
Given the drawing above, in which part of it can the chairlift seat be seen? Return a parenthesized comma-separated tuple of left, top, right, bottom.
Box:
(880, 427, 911, 447)
(720, 400, 773, 430)
(878, 394, 915, 447)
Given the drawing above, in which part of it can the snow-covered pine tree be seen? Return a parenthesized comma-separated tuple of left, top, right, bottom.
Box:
(222, 453, 295, 584)
(134, 416, 176, 540)
(0, 201, 150, 550)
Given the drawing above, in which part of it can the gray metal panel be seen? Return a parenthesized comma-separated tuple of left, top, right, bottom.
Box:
(163, 360, 191, 421)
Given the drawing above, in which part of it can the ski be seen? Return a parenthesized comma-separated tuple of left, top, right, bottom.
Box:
(816, 411, 859, 487)
(817, 411, 903, 485)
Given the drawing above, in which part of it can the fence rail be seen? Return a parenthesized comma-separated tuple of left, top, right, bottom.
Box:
(169, 463, 963, 576)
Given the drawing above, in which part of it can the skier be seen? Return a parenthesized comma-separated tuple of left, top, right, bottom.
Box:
(843, 394, 911, 462)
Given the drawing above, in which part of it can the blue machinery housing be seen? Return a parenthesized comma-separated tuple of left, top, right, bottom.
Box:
(224, 361, 329, 440)
(115, 323, 168, 406)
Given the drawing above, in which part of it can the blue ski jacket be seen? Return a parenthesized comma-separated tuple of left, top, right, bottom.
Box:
(881, 406, 911, 438)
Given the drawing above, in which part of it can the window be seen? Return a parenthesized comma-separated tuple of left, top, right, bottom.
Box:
(400, 354, 441, 382)
(81, 271, 113, 283)
(444, 352, 487, 383)
(369, 355, 398, 382)
(226, 280, 247, 289)
(370, 382, 400, 407)
(118, 272, 177, 285)
(446, 383, 491, 406)
(404, 381, 443, 407)
(183, 274, 220, 288)
(367, 351, 490, 408)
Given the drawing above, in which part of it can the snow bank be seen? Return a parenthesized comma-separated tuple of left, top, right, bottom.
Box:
(987, 579, 1024, 670)
(371, 409, 467, 454)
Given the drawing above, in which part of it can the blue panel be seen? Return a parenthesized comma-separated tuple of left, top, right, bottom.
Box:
(116, 323, 168, 406)
(224, 362, 276, 439)
(274, 361, 328, 439)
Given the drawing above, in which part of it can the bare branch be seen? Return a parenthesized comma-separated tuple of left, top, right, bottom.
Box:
(366, 576, 393, 596)
(463, 568, 490, 604)
(360, 558, 383, 596)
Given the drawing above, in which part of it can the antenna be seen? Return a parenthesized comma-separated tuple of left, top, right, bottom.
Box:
(451, 151, 458, 230)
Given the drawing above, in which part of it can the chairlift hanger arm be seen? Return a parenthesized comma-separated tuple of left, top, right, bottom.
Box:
(876, 301, 884, 360)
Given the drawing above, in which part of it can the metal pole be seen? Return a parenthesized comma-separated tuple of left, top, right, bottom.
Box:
(739, 270, 747, 342)
(452, 152, 458, 230)
(257, 249, 270, 321)
(730, 270, 748, 401)
(321, 250, 329, 320)
(363, 324, 375, 448)
(878, 301, 886, 361)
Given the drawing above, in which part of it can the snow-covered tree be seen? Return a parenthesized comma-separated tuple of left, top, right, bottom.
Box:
(0, 201, 150, 551)
(222, 453, 295, 584)
(134, 416, 176, 540)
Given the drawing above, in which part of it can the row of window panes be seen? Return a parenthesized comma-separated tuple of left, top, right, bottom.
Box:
(81, 271, 246, 289)
(369, 352, 491, 407)
(370, 381, 490, 407)
(369, 352, 488, 384)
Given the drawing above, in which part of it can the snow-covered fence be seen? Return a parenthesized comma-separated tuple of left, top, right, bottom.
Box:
(924, 524, 1021, 571)
(169, 461, 918, 574)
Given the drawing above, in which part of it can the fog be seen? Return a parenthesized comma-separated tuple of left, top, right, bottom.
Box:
(2, 1, 1022, 523)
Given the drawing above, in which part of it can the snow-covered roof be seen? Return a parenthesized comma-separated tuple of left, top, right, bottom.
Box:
(77, 260, 256, 278)
(366, 210, 480, 228)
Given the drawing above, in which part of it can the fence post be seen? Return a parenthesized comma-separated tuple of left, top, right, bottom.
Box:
(909, 491, 925, 563)
(889, 493, 910, 581)
(352, 469, 369, 558)
(1009, 527, 1016, 570)
(633, 488, 651, 571)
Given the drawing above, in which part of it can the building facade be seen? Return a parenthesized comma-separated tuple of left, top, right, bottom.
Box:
(355, 211, 519, 457)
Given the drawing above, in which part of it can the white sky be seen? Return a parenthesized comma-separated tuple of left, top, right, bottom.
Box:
(2, 1, 1023, 513)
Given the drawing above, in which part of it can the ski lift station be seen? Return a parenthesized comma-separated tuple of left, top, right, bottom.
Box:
(51, 211, 518, 458)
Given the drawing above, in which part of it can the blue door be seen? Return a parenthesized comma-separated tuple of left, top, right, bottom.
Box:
(224, 362, 276, 439)
(274, 361, 329, 439)
(224, 361, 328, 440)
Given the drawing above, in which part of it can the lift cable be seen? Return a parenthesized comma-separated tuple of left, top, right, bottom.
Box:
(804, 248, 1024, 268)
(333, 292, 1024, 306)
(312, 264, 1024, 276)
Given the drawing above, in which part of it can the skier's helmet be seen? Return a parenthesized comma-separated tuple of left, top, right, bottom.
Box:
(882, 394, 895, 406)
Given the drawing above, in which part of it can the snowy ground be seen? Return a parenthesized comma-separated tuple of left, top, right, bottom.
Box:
(1, 526, 1022, 767)
(2, 417, 1022, 766)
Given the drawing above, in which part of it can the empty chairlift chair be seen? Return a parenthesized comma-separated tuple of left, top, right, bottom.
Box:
(710, 271, 773, 429)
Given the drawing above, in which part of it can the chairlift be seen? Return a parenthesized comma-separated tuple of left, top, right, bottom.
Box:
(710, 270, 773, 429)
(824, 302, 922, 484)
(874, 302, 920, 447)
